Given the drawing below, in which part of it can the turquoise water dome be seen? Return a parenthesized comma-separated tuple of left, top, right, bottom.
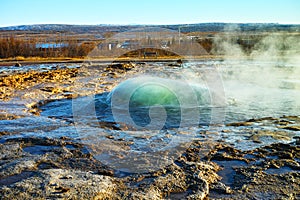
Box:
(130, 84, 180, 107)
(108, 76, 210, 108)
(107, 76, 211, 129)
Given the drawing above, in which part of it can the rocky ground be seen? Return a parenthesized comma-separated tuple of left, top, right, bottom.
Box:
(0, 63, 299, 199)
(0, 131, 299, 199)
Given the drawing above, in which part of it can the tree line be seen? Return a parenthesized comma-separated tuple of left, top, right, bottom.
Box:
(0, 36, 96, 58)
(0, 34, 268, 59)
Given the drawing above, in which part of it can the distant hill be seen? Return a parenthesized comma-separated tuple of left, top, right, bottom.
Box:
(0, 23, 299, 33)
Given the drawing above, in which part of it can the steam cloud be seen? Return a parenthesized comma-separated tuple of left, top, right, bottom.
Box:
(212, 24, 300, 119)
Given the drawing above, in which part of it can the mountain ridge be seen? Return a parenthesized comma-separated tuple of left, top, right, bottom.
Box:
(1, 23, 299, 33)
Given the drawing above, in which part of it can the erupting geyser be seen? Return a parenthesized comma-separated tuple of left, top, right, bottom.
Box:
(126, 83, 180, 107)
(107, 76, 210, 108)
(106, 76, 211, 129)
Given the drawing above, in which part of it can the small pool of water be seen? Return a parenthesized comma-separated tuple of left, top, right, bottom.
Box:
(212, 160, 248, 186)
(23, 145, 60, 155)
(265, 166, 299, 175)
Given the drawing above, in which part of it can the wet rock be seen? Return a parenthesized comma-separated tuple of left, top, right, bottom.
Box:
(1, 169, 118, 199)
(105, 62, 135, 73)
(281, 125, 300, 131)
(0, 143, 24, 160)
(0, 134, 299, 199)
(15, 63, 21, 67)
(127, 161, 217, 200)
(226, 121, 253, 126)
(0, 68, 79, 101)
(177, 59, 183, 65)
(0, 156, 39, 177)
(282, 115, 300, 120)
(250, 130, 294, 143)
(0, 113, 22, 120)
(0, 132, 225, 199)
(294, 136, 300, 145)
(210, 182, 233, 194)
(167, 59, 183, 68)
(247, 116, 278, 122)
(205, 143, 248, 162)
(274, 119, 294, 125)
(135, 62, 146, 65)
(185, 161, 221, 184)
(232, 169, 300, 199)
(168, 63, 182, 67)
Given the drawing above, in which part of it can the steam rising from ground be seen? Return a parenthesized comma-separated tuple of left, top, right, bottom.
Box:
(213, 24, 300, 62)
(213, 25, 300, 118)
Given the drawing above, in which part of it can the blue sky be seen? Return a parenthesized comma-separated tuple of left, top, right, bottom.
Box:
(0, 0, 299, 27)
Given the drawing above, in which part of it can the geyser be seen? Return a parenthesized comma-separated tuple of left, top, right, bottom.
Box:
(106, 76, 211, 129)
(107, 76, 210, 108)
(129, 84, 180, 107)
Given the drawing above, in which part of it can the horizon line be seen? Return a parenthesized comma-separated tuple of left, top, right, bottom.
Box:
(1, 21, 300, 28)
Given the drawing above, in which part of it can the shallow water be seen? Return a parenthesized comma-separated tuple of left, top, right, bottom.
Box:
(1, 60, 300, 172)
(0, 63, 80, 76)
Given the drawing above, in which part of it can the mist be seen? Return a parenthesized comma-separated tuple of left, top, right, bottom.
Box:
(212, 25, 300, 119)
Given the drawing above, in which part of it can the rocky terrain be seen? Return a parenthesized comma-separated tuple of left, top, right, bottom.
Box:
(0, 62, 299, 199)
(0, 127, 299, 199)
